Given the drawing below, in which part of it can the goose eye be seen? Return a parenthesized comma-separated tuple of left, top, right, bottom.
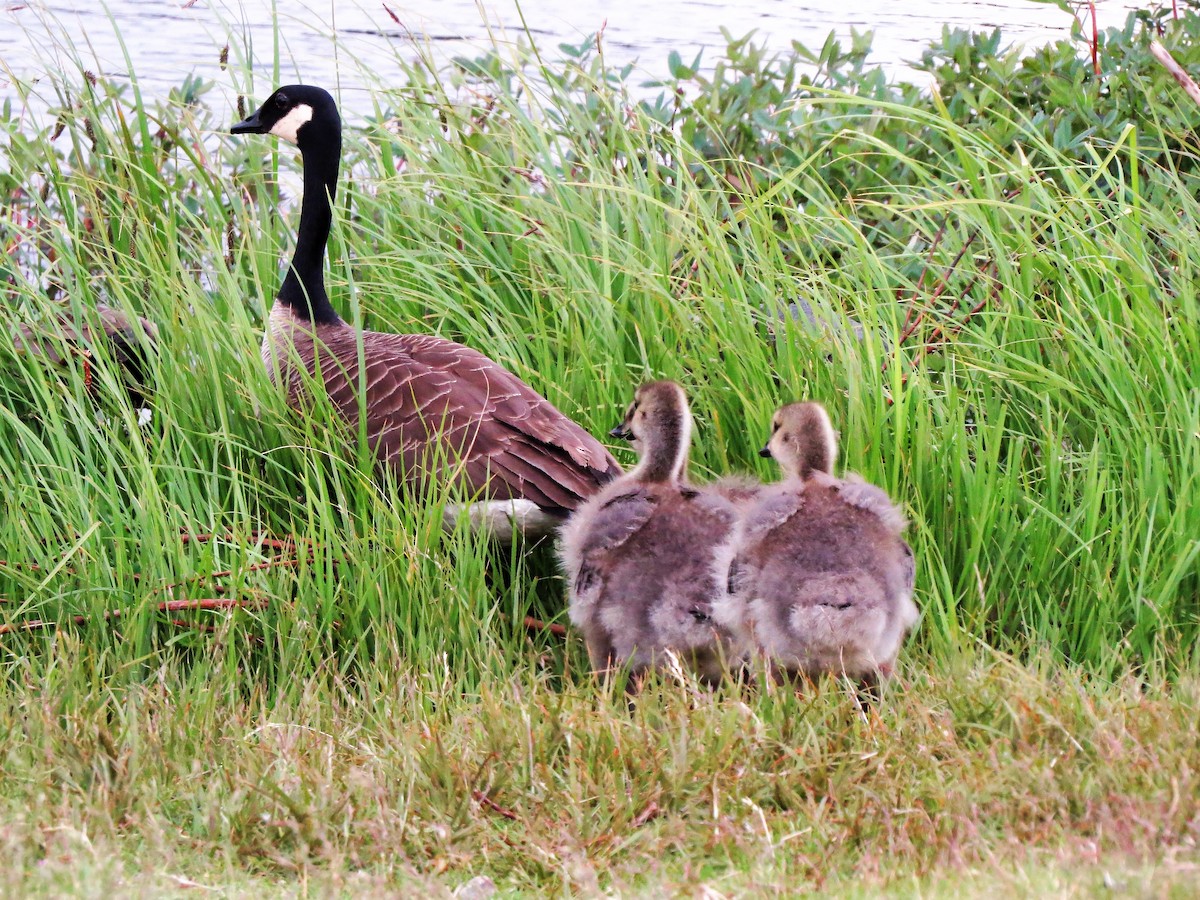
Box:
(273, 92, 289, 109)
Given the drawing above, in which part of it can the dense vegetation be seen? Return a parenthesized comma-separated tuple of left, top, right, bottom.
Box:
(1, 2, 1197, 894)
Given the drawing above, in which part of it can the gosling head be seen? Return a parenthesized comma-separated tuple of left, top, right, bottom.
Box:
(760, 401, 837, 480)
(231, 84, 340, 150)
(609, 380, 692, 483)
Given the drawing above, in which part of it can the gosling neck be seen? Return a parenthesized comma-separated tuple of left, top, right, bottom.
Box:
(796, 441, 835, 481)
(631, 411, 691, 484)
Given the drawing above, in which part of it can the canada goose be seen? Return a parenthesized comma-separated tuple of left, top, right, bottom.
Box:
(559, 380, 738, 687)
(11, 303, 158, 411)
(711, 401, 918, 688)
(231, 85, 619, 538)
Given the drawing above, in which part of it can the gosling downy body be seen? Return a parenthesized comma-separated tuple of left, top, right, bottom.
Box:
(559, 380, 738, 687)
(231, 85, 620, 539)
(712, 402, 918, 686)
(11, 303, 158, 409)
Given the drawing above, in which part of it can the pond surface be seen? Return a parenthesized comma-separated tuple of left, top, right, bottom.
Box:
(0, 0, 1143, 121)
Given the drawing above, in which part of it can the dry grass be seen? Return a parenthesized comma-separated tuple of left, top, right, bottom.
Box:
(2, 652, 1197, 896)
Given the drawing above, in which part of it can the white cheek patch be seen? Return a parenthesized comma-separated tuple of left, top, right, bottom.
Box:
(270, 104, 314, 144)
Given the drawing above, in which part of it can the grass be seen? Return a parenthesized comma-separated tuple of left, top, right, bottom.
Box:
(2, 656, 1198, 895)
(1, 5, 1199, 895)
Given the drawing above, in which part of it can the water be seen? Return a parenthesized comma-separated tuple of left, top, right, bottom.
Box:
(0, 0, 1142, 122)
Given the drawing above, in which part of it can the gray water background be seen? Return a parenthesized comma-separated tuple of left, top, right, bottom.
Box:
(0, 1, 1144, 124)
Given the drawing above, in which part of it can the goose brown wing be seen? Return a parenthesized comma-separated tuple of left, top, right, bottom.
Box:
(314, 329, 620, 511)
(14, 307, 157, 355)
(12, 321, 71, 364)
(837, 475, 908, 533)
(740, 486, 806, 542)
(576, 489, 660, 559)
(13, 307, 157, 398)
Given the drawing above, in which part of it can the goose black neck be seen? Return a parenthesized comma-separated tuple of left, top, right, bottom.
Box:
(278, 132, 342, 326)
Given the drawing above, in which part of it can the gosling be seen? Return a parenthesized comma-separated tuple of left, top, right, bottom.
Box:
(712, 402, 918, 689)
(559, 381, 739, 688)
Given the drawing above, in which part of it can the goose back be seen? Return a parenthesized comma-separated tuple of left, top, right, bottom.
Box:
(718, 474, 916, 681)
(712, 403, 917, 683)
(11, 304, 158, 406)
(268, 312, 619, 513)
(561, 480, 738, 682)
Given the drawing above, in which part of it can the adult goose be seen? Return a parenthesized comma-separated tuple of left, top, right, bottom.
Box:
(559, 381, 738, 688)
(231, 85, 620, 538)
(711, 402, 918, 689)
(11, 303, 158, 411)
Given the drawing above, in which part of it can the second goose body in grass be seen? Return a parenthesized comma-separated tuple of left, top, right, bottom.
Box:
(11, 303, 158, 411)
(559, 380, 738, 686)
(711, 401, 918, 687)
(230, 86, 620, 538)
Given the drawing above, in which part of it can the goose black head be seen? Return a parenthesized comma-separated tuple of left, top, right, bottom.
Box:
(231, 84, 340, 149)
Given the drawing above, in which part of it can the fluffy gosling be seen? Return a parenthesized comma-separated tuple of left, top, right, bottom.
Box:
(559, 381, 738, 688)
(712, 401, 918, 688)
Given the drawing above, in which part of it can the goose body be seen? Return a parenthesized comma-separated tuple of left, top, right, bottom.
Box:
(559, 381, 738, 686)
(711, 402, 918, 686)
(232, 86, 619, 536)
(11, 303, 158, 409)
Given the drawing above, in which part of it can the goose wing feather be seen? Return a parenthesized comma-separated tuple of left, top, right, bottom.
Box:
(12, 306, 157, 364)
(574, 488, 660, 558)
(738, 483, 806, 541)
(12, 321, 72, 365)
(306, 328, 620, 511)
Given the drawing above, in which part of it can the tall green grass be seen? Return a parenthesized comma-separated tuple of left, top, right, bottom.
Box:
(1, 8, 1198, 893)
(2, 6, 1198, 685)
